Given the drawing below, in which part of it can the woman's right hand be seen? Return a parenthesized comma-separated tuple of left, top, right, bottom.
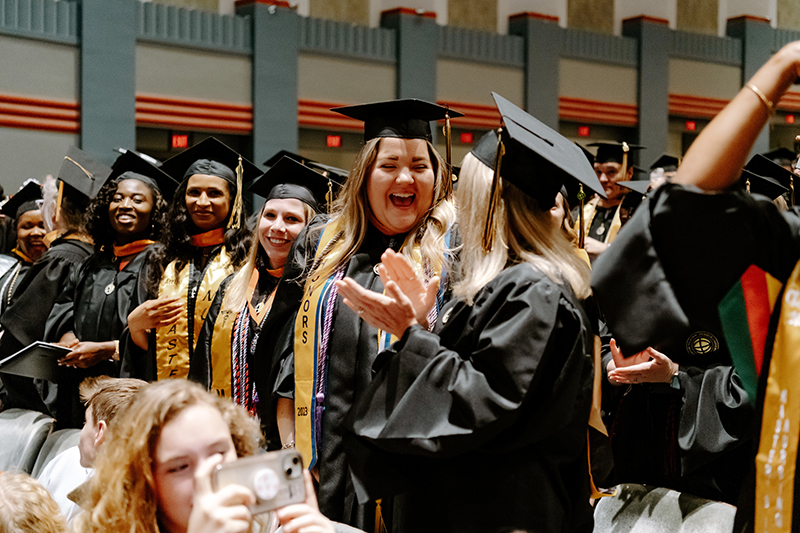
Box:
(275, 470, 335, 533)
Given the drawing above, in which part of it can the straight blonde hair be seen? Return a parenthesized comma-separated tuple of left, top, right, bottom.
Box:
(453, 152, 591, 303)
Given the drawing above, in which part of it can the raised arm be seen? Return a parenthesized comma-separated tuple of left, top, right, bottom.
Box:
(674, 42, 800, 191)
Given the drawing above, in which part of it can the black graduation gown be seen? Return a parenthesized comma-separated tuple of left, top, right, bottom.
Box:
(591, 183, 800, 504)
(0, 237, 93, 428)
(38, 247, 156, 427)
(340, 263, 596, 533)
(263, 217, 416, 529)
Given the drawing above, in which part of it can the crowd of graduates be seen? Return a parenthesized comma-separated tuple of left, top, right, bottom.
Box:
(6, 40, 800, 533)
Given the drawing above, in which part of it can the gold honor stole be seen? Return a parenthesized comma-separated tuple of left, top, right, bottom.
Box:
(756, 260, 800, 532)
(294, 222, 342, 468)
(156, 248, 233, 391)
(579, 198, 621, 244)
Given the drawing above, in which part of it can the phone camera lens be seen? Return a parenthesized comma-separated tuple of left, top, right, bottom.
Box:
(292, 457, 299, 465)
(286, 468, 293, 476)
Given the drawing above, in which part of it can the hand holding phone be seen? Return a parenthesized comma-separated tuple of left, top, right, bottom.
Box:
(212, 449, 305, 515)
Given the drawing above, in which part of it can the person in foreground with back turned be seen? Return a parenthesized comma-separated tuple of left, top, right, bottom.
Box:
(589, 41, 800, 530)
(335, 93, 606, 533)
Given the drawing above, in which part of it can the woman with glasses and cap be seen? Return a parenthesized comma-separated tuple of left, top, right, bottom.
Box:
(0, 147, 113, 426)
(256, 99, 459, 529)
(335, 94, 603, 532)
(192, 156, 332, 417)
(37, 151, 176, 428)
(121, 138, 258, 395)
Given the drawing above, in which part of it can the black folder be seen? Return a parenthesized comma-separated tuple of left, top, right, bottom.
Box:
(0, 341, 71, 381)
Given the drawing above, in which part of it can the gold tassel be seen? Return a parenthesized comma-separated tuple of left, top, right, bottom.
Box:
(482, 130, 504, 253)
(228, 155, 244, 230)
(791, 176, 795, 207)
(620, 141, 630, 181)
(442, 107, 453, 198)
(578, 184, 586, 249)
(54, 180, 64, 230)
(746, 177, 751, 194)
(323, 170, 333, 214)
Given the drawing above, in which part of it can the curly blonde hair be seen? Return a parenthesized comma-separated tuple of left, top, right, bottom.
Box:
(0, 472, 66, 533)
(75, 380, 262, 533)
(308, 138, 455, 283)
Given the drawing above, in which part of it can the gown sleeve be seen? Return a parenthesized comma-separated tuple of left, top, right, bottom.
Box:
(592, 183, 800, 476)
(346, 268, 588, 455)
(43, 256, 89, 343)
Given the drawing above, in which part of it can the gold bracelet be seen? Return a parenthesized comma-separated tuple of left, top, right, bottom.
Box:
(746, 83, 776, 115)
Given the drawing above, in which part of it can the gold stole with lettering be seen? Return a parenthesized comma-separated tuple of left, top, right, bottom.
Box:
(578, 198, 621, 244)
(294, 222, 342, 468)
(756, 260, 800, 532)
(155, 248, 233, 385)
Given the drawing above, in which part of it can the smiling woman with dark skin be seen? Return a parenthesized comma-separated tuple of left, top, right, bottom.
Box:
(121, 138, 258, 396)
(44, 152, 174, 428)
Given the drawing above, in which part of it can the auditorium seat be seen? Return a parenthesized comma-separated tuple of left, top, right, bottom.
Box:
(31, 428, 80, 479)
(593, 483, 736, 533)
(0, 408, 54, 474)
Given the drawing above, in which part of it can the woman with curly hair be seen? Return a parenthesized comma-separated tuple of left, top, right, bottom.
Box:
(255, 100, 459, 529)
(75, 379, 334, 533)
(41, 151, 176, 428)
(0, 472, 67, 533)
(122, 138, 259, 392)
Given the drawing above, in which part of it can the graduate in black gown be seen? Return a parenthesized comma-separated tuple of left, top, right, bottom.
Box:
(259, 99, 459, 529)
(335, 93, 607, 533)
(0, 147, 112, 426)
(0, 181, 48, 316)
(589, 40, 800, 530)
(121, 138, 259, 391)
(193, 156, 331, 415)
(40, 151, 177, 427)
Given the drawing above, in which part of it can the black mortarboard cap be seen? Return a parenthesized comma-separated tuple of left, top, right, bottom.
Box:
(762, 147, 796, 167)
(741, 171, 789, 200)
(263, 150, 314, 168)
(492, 92, 605, 208)
(110, 149, 180, 201)
(470, 130, 500, 170)
(331, 99, 464, 142)
(159, 137, 261, 185)
(649, 153, 680, 172)
(744, 154, 795, 192)
(58, 146, 113, 199)
(588, 141, 646, 165)
(618, 180, 651, 196)
(249, 156, 338, 212)
(1, 182, 42, 219)
(576, 143, 595, 165)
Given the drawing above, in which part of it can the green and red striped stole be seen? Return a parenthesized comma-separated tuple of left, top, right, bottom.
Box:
(718, 264, 783, 400)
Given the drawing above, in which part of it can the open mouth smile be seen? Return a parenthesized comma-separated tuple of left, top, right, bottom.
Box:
(390, 193, 415, 207)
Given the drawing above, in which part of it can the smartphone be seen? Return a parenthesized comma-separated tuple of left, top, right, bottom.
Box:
(211, 449, 305, 514)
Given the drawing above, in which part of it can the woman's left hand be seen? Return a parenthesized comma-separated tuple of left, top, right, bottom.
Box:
(607, 342, 678, 384)
(335, 276, 417, 338)
(188, 454, 255, 533)
(58, 341, 116, 369)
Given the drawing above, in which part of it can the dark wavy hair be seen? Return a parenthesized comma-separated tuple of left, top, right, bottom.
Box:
(85, 176, 168, 254)
(150, 177, 251, 283)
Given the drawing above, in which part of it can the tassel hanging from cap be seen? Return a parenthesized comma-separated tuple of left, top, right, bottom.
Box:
(482, 130, 505, 253)
(228, 155, 244, 230)
(442, 107, 454, 198)
(746, 176, 751, 194)
(578, 184, 586, 249)
(323, 170, 334, 214)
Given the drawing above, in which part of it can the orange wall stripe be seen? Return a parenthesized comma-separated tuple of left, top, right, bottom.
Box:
(559, 97, 638, 126)
(0, 92, 79, 133)
(668, 93, 728, 118)
(778, 91, 800, 112)
(135, 94, 252, 133)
